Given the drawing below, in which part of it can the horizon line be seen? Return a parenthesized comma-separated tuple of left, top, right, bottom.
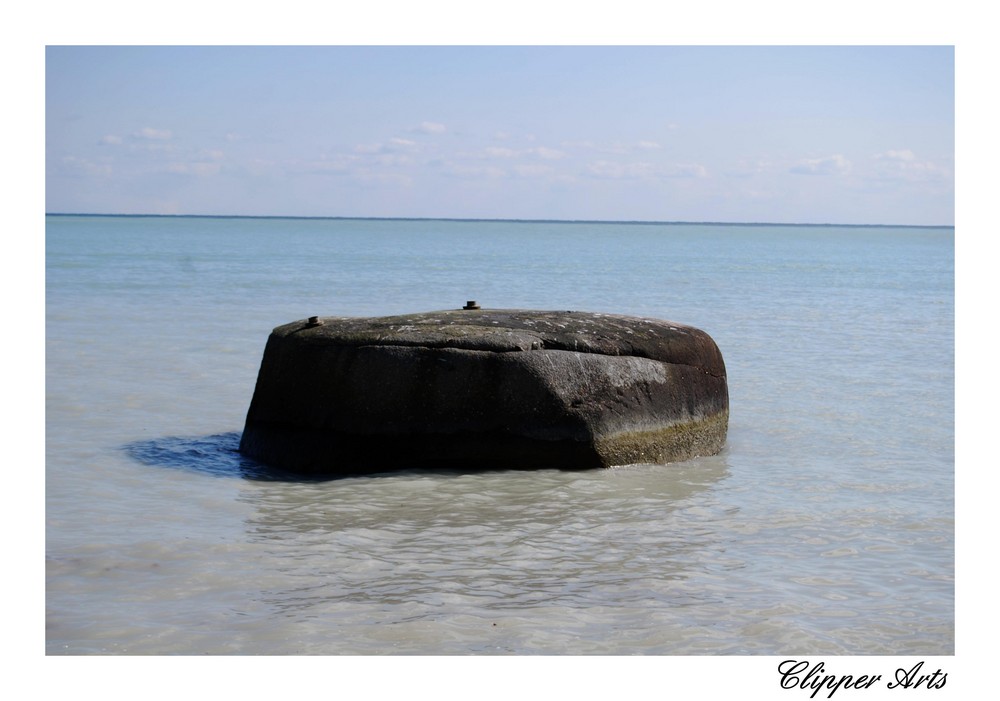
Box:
(44, 212, 955, 230)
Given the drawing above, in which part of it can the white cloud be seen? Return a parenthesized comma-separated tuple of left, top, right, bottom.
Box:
(99, 135, 123, 145)
(58, 155, 112, 177)
(128, 141, 176, 154)
(154, 151, 226, 178)
(584, 160, 707, 180)
(878, 149, 917, 162)
(412, 121, 446, 134)
(585, 161, 657, 179)
(871, 150, 948, 182)
(355, 138, 420, 155)
(133, 127, 173, 141)
(569, 140, 662, 155)
(724, 160, 772, 178)
(527, 146, 565, 160)
(474, 146, 564, 161)
(164, 161, 221, 177)
(665, 163, 709, 178)
(513, 164, 555, 178)
(484, 147, 517, 158)
(790, 154, 851, 176)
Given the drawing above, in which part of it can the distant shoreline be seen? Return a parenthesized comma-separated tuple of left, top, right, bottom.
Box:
(44, 212, 955, 230)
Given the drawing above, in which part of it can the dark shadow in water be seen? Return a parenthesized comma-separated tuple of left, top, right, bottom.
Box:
(123, 432, 598, 482)
(122, 432, 322, 482)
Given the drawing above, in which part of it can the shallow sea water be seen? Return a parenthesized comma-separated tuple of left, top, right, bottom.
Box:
(45, 216, 953, 655)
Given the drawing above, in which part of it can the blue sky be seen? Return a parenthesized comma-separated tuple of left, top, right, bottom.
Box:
(46, 45, 954, 225)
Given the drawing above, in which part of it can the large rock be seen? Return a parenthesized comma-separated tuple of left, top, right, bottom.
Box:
(239, 308, 728, 475)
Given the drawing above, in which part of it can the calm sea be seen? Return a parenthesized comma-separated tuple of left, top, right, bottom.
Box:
(45, 215, 954, 655)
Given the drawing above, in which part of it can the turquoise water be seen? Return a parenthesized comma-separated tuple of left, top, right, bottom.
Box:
(45, 215, 953, 654)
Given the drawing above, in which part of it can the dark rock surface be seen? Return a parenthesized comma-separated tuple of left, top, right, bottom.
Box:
(239, 309, 728, 475)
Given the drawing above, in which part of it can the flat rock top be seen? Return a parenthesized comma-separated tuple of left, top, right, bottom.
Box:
(273, 309, 725, 374)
